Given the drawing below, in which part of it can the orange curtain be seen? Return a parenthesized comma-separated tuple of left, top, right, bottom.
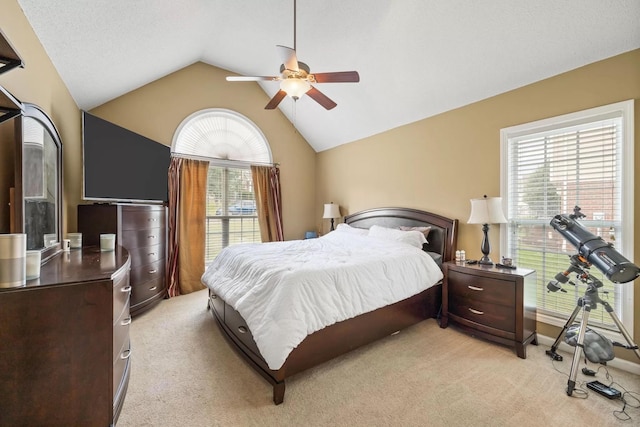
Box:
(251, 165, 284, 242)
(167, 157, 209, 296)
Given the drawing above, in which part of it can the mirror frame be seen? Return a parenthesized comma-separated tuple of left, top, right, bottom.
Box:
(14, 103, 63, 262)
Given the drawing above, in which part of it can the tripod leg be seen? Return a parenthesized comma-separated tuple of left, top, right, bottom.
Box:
(600, 301, 640, 360)
(546, 304, 582, 361)
(567, 306, 590, 396)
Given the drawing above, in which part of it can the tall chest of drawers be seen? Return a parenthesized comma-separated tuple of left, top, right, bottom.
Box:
(441, 262, 537, 359)
(78, 203, 167, 316)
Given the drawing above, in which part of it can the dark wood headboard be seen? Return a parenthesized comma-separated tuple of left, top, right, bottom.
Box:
(344, 207, 458, 262)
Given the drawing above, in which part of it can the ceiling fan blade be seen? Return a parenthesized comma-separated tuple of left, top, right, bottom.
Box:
(276, 45, 299, 72)
(226, 76, 279, 82)
(265, 90, 288, 110)
(311, 71, 360, 83)
(306, 86, 337, 110)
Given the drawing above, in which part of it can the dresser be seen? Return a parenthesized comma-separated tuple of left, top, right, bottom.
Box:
(441, 262, 537, 358)
(0, 247, 131, 426)
(78, 204, 167, 316)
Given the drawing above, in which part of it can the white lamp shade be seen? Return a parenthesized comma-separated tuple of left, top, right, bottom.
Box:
(280, 78, 311, 99)
(323, 203, 341, 219)
(468, 197, 507, 224)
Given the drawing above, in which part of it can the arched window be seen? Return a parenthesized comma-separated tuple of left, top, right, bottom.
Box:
(172, 108, 271, 162)
(172, 109, 272, 261)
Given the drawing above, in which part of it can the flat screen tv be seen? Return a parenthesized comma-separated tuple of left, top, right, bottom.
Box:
(82, 111, 171, 203)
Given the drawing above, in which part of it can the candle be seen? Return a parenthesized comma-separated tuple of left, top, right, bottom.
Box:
(100, 234, 116, 252)
(0, 234, 26, 287)
(67, 232, 82, 249)
(26, 250, 41, 280)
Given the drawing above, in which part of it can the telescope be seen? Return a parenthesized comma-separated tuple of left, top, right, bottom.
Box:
(550, 207, 640, 284)
(547, 207, 640, 398)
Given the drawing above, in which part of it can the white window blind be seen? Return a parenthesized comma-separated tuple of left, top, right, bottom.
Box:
(500, 100, 634, 334)
(205, 165, 260, 263)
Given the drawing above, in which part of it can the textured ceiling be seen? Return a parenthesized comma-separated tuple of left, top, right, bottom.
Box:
(16, 0, 640, 152)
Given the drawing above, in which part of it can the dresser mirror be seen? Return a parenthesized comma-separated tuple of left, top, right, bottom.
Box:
(13, 103, 63, 260)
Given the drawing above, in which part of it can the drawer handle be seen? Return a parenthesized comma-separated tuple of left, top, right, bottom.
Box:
(120, 349, 132, 360)
(468, 308, 484, 315)
(468, 285, 484, 291)
(148, 235, 156, 239)
(148, 218, 158, 222)
(148, 252, 156, 256)
(121, 286, 132, 293)
(149, 286, 157, 291)
(238, 326, 248, 334)
(211, 294, 218, 299)
(121, 317, 132, 326)
(149, 269, 157, 274)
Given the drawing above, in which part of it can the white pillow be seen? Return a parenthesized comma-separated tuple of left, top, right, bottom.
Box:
(369, 225, 427, 249)
(399, 226, 431, 243)
(335, 223, 369, 236)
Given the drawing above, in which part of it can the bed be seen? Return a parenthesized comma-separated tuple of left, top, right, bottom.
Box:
(203, 207, 458, 404)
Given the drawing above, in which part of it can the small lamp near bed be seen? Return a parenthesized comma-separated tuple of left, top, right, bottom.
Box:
(323, 203, 341, 231)
(467, 195, 507, 266)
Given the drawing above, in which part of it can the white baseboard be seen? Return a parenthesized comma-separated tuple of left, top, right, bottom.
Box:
(537, 334, 640, 376)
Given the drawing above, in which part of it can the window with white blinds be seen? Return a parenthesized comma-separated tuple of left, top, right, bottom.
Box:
(500, 100, 634, 334)
(204, 165, 260, 263)
(171, 109, 272, 264)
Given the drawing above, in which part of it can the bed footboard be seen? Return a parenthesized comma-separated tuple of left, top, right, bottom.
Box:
(207, 284, 441, 404)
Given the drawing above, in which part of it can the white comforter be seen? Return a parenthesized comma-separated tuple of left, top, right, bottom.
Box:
(201, 231, 443, 370)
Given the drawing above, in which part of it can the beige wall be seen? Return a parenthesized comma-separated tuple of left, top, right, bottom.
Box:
(317, 49, 640, 359)
(0, 0, 81, 236)
(89, 62, 316, 240)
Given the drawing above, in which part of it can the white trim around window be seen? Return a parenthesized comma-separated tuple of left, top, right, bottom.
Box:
(500, 100, 635, 339)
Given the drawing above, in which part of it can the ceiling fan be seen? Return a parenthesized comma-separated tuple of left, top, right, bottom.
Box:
(225, 0, 360, 110)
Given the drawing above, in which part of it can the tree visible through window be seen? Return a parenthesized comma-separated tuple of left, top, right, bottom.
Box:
(500, 100, 634, 334)
(171, 109, 272, 263)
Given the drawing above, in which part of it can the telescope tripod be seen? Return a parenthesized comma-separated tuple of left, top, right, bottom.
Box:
(546, 284, 640, 396)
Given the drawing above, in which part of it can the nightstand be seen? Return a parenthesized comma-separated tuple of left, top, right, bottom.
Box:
(440, 261, 537, 359)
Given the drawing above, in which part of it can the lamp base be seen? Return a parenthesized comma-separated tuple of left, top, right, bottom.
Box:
(478, 256, 494, 266)
(478, 223, 493, 266)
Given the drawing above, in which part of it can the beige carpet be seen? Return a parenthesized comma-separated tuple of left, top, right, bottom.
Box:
(117, 289, 640, 427)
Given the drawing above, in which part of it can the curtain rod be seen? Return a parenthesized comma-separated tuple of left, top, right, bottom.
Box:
(171, 152, 278, 168)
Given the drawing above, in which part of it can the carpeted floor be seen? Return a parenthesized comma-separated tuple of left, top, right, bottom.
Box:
(117, 289, 640, 427)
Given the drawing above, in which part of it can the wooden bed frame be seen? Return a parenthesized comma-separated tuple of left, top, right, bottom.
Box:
(206, 207, 458, 404)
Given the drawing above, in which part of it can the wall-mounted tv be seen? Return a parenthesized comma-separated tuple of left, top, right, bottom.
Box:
(82, 111, 171, 203)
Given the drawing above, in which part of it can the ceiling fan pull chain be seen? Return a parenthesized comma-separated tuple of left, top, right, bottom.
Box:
(292, 100, 297, 128)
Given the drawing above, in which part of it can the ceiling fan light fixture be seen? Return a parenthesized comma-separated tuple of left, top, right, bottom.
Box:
(280, 77, 310, 100)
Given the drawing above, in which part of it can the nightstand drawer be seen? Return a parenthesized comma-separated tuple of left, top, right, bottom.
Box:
(449, 297, 515, 333)
(447, 269, 514, 306)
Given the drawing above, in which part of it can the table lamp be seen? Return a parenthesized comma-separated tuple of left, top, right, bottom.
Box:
(323, 203, 341, 231)
(467, 195, 507, 266)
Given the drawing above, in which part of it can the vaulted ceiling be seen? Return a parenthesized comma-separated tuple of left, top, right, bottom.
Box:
(17, 0, 640, 152)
